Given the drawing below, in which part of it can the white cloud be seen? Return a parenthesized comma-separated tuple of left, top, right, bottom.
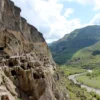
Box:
(64, 8, 74, 18)
(94, 0, 100, 10)
(76, 0, 94, 5)
(90, 14, 100, 25)
(11, 0, 82, 43)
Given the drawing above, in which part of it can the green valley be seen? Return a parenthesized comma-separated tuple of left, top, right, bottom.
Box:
(69, 41, 100, 69)
(50, 25, 100, 99)
(49, 25, 100, 67)
(76, 69, 100, 89)
(59, 66, 100, 100)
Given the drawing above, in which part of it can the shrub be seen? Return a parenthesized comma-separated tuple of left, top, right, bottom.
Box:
(86, 72, 91, 76)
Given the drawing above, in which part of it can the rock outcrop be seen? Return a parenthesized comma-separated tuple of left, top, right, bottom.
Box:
(0, 0, 69, 100)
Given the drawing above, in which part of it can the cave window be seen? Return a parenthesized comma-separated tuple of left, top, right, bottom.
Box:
(0, 47, 4, 58)
(33, 73, 40, 79)
(11, 70, 17, 76)
(5, 55, 10, 59)
(0, 47, 4, 51)
(41, 74, 45, 78)
(21, 60, 25, 63)
(1, 95, 9, 100)
(27, 64, 31, 69)
(9, 61, 14, 67)
(21, 65, 26, 70)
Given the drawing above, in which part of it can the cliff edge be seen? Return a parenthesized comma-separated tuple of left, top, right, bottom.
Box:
(0, 0, 68, 100)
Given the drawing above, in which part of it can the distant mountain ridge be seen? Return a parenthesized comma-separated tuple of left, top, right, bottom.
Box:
(49, 25, 100, 65)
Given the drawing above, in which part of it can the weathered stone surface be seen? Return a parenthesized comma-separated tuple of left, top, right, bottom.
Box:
(0, 0, 69, 100)
(1, 95, 9, 100)
(34, 61, 41, 67)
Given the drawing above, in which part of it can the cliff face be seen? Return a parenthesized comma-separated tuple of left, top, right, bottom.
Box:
(0, 0, 68, 100)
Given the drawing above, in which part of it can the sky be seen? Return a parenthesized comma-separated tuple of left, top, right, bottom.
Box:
(11, 0, 100, 43)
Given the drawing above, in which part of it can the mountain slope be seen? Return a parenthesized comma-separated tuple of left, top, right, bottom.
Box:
(49, 25, 100, 65)
(69, 41, 100, 69)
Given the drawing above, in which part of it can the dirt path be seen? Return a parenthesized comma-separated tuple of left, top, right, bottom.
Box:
(68, 73, 100, 95)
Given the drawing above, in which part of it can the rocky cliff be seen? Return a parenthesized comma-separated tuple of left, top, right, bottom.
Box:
(0, 0, 68, 100)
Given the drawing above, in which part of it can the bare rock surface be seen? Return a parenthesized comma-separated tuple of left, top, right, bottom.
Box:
(0, 0, 69, 100)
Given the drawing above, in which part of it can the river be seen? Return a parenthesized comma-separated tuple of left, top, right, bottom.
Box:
(68, 72, 100, 95)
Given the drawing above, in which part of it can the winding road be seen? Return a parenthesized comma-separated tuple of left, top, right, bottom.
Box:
(68, 72, 100, 95)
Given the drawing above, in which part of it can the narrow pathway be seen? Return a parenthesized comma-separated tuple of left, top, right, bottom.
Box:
(68, 72, 100, 95)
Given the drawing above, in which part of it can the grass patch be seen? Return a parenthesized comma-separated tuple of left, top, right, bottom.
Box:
(59, 66, 98, 100)
(76, 72, 100, 89)
(60, 65, 86, 76)
(76, 75, 100, 89)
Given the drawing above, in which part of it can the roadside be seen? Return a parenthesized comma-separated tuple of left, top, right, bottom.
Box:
(76, 69, 100, 89)
(59, 66, 99, 100)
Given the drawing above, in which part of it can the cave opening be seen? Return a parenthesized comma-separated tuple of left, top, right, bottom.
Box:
(5, 55, 10, 59)
(9, 61, 14, 67)
(11, 70, 17, 76)
(0, 47, 4, 51)
(33, 73, 40, 79)
(27, 64, 31, 69)
(41, 74, 45, 78)
(21, 64, 26, 70)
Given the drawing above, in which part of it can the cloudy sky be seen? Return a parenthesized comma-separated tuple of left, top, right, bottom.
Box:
(11, 0, 100, 43)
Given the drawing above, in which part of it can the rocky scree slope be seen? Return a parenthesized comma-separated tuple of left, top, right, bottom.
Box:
(0, 0, 69, 100)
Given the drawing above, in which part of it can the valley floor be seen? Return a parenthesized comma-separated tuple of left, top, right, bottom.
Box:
(76, 69, 100, 89)
(59, 66, 100, 100)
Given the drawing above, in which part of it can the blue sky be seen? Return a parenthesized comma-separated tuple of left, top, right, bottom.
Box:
(11, 0, 100, 43)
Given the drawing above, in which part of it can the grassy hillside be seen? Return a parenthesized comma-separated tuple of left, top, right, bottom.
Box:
(69, 41, 100, 69)
(49, 25, 100, 65)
